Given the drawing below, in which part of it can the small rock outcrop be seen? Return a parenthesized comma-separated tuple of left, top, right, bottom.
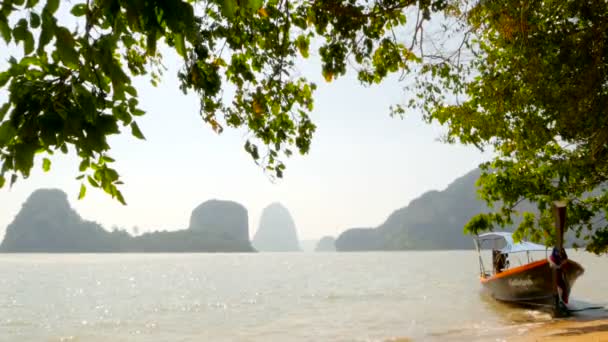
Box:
(314, 236, 336, 252)
(253, 203, 301, 251)
(335, 228, 383, 251)
(299, 239, 318, 252)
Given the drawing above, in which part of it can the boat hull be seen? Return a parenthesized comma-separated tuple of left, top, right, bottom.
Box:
(481, 259, 584, 305)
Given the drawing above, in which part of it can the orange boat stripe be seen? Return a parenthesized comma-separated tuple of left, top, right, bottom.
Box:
(480, 259, 548, 283)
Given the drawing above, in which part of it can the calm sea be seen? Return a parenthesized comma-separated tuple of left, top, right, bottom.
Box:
(0, 251, 606, 341)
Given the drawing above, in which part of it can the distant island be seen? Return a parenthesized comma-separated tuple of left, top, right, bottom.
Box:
(0, 189, 255, 253)
(252, 202, 301, 252)
(335, 169, 495, 251)
(334, 168, 587, 251)
(299, 239, 319, 252)
(3, 169, 586, 253)
(314, 236, 336, 252)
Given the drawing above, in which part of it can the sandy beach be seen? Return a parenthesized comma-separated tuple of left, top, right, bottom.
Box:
(513, 318, 608, 341)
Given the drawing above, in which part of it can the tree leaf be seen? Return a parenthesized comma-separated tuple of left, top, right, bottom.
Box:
(29, 12, 41, 29)
(0, 121, 15, 146)
(0, 16, 10, 43)
(10, 174, 17, 188)
(0, 72, 9, 88)
(24, 31, 35, 55)
(26, 0, 40, 8)
(174, 33, 186, 57)
(102, 155, 115, 163)
(55, 27, 79, 68)
(104, 167, 119, 181)
(0, 103, 8, 120)
(146, 31, 156, 56)
(125, 85, 137, 96)
(78, 183, 86, 199)
(116, 190, 127, 205)
(79, 159, 89, 171)
(295, 35, 309, 58)
(112, 105, 132, 124)
(45, 0, 60, 14)
(70, 4, 87, 17)
(42, 157, 51, 172)
(247, 0, 263, 12)
(37, 12, 55, 54)
(132, 108, 145, 116)
(12, 19, 28, 41)
(221, 0, 236, 19)
(87, 175, 99, 188)
(130, 122, 145, 140)
(0, 175, 4, 188)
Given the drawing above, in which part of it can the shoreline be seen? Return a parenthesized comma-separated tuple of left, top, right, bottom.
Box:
(512, 317, 608, 341)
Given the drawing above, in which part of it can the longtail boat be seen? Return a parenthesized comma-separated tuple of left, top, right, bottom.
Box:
(473, 203, 585, 315)
(473, 201, 585, 316)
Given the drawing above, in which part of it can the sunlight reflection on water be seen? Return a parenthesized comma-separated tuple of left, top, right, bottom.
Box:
(0, 251, 606, 341)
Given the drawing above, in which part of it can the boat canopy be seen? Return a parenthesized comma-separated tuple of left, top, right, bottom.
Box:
(476, 232, 547, 253)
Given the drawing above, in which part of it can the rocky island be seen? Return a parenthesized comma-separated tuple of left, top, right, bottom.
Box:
(335, 169, 490, 251)
(252, 202, 301, 252)
(314, 236, 336, 252)
(0, 189, 255, 252)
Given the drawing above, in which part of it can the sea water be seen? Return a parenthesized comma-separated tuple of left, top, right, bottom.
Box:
(0, 251, 606, 341)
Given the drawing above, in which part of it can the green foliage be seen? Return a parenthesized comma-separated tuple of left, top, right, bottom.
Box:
(7, 0, 601, 254)
(78, 183, 86, 199)
(0, 0, 434, 204)
(411, 0, 608, 254)
(42, 157, 50, 172)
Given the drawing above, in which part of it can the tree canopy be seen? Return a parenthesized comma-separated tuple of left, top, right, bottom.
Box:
(2, 0, 608, 253)
(0, 0, 435, 202)
(409, 0, 608, 253)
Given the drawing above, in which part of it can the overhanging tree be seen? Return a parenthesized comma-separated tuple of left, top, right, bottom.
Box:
(0, 0, 436, 202)
(409, 0, 608, 253)
(2, 0, 608, 254)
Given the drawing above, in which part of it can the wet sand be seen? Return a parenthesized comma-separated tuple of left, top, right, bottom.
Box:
(513, 318, 608, 341)
(415, 306, 608, 341)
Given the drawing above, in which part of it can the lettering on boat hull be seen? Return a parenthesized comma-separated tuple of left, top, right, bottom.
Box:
(508, 277, 535, 288)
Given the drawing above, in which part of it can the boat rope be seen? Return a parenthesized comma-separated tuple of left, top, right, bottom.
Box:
(511, 300, 605, 313)
(567, 305, 606, 312)
(515, 301, 556, 309)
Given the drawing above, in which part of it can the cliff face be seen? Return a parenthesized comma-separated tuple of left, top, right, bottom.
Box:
(252, 203, 301, 252)
(1, 191, 255, 252)
(314, 236, 336, 252)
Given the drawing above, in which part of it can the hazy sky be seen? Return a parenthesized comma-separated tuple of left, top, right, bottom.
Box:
(0, 14, 490, 241)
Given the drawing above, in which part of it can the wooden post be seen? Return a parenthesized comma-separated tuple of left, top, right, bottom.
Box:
(552, 201, 567, 316)
(553, 201, 567, 250)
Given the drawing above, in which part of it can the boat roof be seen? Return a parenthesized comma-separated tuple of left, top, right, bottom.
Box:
(476, 232, 547, 253)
